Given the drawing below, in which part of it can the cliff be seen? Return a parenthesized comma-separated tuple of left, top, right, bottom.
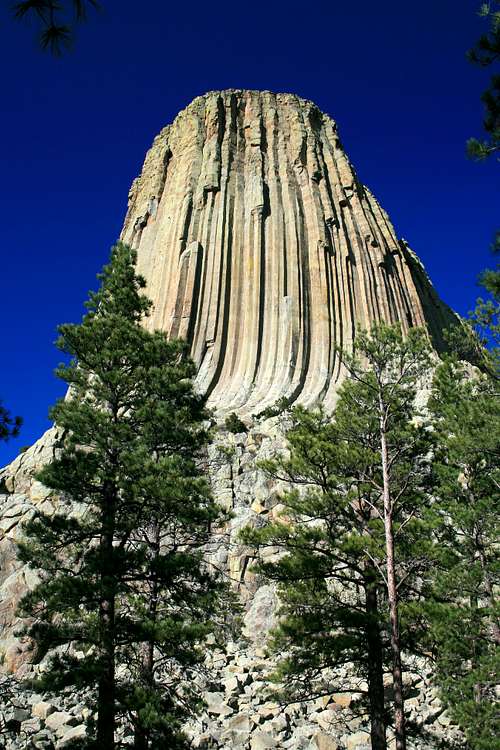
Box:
(0, 90, 460, 749)
(121, 90, 455, 416)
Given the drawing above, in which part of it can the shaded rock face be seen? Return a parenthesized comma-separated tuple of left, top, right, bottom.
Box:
(122, 89, 455, 416)
(0, 91, 460, 748)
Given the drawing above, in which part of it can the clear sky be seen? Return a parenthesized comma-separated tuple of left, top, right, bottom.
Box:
(0, 0, 498, 465)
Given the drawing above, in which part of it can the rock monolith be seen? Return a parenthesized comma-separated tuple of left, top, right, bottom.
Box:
(121, 90, 454, 415)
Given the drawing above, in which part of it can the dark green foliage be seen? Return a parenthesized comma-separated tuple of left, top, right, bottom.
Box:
(461, 3, 500, 389)
(415, 357, 500, 750)
(216, 443, 236, 461)
(241, 407, 390, 703)
(241, 324, 434, 750)
(472, 259, 500, 378)
(17, 242, 230, 748)
(254, 396, 292, 420)
(224, 412, 247, 434)
(0, 400, 22, 442)
(467, 2, 500, 160)
(445, 249, 499, 381)
(12, 0, 99, 54)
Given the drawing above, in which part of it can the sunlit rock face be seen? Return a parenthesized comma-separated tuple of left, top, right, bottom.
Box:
(121, 89, 454, 416)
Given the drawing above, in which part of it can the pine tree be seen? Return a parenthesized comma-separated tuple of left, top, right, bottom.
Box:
(466, 1, 500, 160)
(472, 256, 500, 378)
(0, 400, 22, 442)
(17, 242, 229, 749)
(447, 244, 500, 381)
(241, 324, 434, 750)
(421, 356, 500, 750)
(12, 1, 99, 54)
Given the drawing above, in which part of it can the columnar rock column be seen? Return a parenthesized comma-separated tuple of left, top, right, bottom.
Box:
(122, 89, 454, 416)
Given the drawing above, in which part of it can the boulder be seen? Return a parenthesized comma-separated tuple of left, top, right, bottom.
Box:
(45, 711, 76, 732)
(345, 731, 371, 750)
(56, 724, 86, 748)
(250, 730, 277, 749)
(314, 733, 340, 750)
(32, 702, 56, 720)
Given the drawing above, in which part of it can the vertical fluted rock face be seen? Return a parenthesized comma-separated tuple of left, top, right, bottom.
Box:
(122, 89, 454, 415)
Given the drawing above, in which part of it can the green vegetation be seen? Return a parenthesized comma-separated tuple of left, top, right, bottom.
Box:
(216, 443, 236, 461)
(422, 356, 499, 750)
(459, 1, 500, 431)
(241, 320, 499, 750)
(17, 242, 230, 749)
(224, 412, 248, 434)
(254, 396, 292, 421)
(445, 232, 499, 379)
(12, 305, 499, 749)
(470, 259, 500, 378)
(467, 1, 500, 160)
(0, 400, 22, 442)
(241, 325, 435, 750)
(12, 0, 99, 53)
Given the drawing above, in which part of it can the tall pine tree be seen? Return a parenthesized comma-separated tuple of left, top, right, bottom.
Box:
(419, 357, 499, 750)
(241, 324, 434, 750)
(17, 242, 229, 749)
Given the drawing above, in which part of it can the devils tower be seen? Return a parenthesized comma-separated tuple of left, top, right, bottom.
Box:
(0, 90, 458, 749)
(120, 90, 454, 415)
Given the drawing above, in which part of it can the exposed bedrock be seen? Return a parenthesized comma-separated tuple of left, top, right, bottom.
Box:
(122, 89, 455, 416)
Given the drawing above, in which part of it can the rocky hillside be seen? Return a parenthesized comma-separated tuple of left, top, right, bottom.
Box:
(0, 91, 462, 749)
(1, 420, 462, 749)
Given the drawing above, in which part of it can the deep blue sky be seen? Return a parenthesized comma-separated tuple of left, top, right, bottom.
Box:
(1, 1, 497, 464)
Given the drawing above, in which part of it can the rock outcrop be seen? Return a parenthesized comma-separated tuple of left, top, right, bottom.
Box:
(0, 90, 460, 748)
(121, 90, 455, 416)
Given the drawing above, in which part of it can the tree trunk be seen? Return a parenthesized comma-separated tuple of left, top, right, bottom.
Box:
(133, 636, 155, 750)
(134, 723, 148, 750)
(469, 591, 483, 705)
(364, 570, 387, 750)
(134, 523, 160, 750)
(379, 406, 406, 750)
(97, 485, 116, 749)
(134, 634, 153, 750)
(97, 597, 116, 748)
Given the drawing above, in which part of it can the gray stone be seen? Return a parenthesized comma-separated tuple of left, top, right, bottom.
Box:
(250, 730, 277, 749)
(26, 693, 44, 705)
(55, 724, 86, 748)
(345, 731, 371, 750)
(21, 717, 42, 733)
(29, 730, 55, 749)
(225, 713, 252, 733)
(313, 732, 340, 750)
(260, 712, 288, 733)
(32, 701, 56, 720)
(45, 711, 75, 731)
(204, 691, 233, 717)
(7, 707, 31, 722)
(243, 585, 277, 641)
